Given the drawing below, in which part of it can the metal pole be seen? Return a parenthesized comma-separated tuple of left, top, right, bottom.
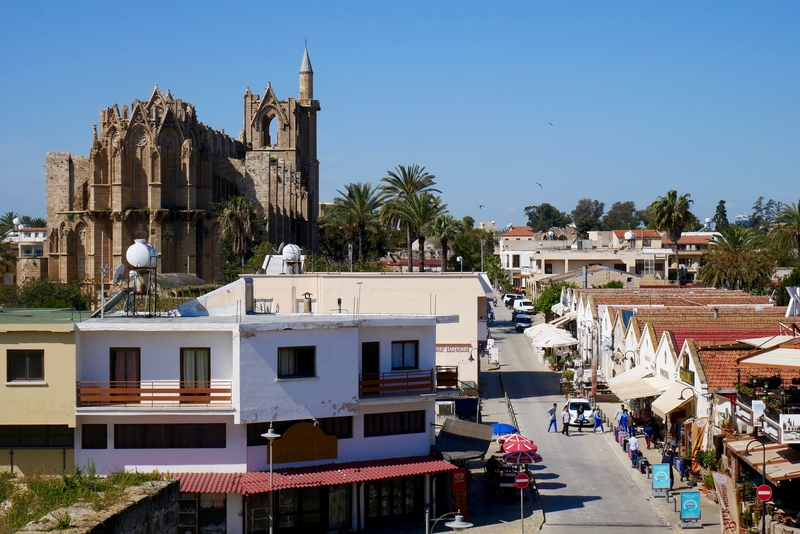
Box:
(762, 445, 766, 534)
(520, 488, 524, 534)
(269, 441, 274, 534)
(480, 238, 484, 272)
(425, 507, 430, 534)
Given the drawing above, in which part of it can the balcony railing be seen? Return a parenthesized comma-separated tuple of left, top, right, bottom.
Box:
(436, 366, 459, 389)
(359, 369, 435, 397)
(77, 380, 233, 407)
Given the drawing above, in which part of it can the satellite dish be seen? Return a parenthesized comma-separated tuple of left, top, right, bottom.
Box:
(624, 230, 635, 240)
(282, 244, 302, 261)
(112, 264, 126, 284)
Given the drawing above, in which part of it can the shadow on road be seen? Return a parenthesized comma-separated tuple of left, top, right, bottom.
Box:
(538, 494, 602, 512)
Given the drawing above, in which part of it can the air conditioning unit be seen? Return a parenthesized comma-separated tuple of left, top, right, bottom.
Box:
(436, 401, 456, 418)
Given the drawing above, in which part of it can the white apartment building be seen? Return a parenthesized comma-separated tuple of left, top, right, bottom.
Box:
(73, 278, 458, 533)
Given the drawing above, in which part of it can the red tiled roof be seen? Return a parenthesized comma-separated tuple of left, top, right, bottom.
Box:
(240, 455, 456, 495)
(501, 226, 534, 237)
(693, 341, 800, 390)
(173, 472, 243, 494)
(173, 456, 456, 495)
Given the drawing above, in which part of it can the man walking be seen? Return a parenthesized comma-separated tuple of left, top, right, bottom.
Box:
(614, 404, 625, 428)
(628, 429, 640, 468)
(593, 409, 605, 433)
(561, 405, 571, 436)
(547, 403, 558, 433)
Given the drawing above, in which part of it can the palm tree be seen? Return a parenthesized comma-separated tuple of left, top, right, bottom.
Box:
(0, 211, 20, 236)
(425, 214, 462, 272)
(391, 192, 446, 272)
(325, 182, 386, 261)
(699, 225, 773, 291)
(772, 201, 800, 262)
(215, 196, 261, 267)
(651, 190, 694, 286)
(23, 216, 47, 228)
(380, 165, 440, 272)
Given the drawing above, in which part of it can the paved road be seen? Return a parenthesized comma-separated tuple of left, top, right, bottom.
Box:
(492, 304, 673, 533)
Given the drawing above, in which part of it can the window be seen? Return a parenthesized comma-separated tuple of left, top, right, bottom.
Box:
(391, 341, 418, 370)
(545, 263, 553, 274)
(110, 348, 140, 385)
(278, 347, 315, 378)
(181, 348, 210, 389)
(0, 425, 73, 448)
(512, 255, 520, 268)
(82, 424, 107, 449)
(7, 350, 44, 381)
(364, 410, 425, 437)
(246, 417, 353, 446)
(114, 423, 226, 449)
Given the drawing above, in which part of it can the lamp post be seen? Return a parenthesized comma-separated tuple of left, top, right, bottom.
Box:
(745, 440, 767, 534)
(677, 387, 698, 486)
(580, 320, 599, 400)
(425, 508, 473, 534)
(457, 256, 463, 273)
(261, 424, 281, 534)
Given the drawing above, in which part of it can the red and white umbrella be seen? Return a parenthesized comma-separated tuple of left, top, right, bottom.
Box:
(503, 451, 543, 464)
(502, 440, 538, 453)
(497, 433, 533, 445)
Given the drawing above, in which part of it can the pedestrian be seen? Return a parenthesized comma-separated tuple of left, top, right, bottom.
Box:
(642, 422, 653, 449)
(619, 409, 629, 434)
(664, 434, 677, 490)
(561, 405, 571, 436)
(628, 430, 640, 468)
(614, 404, 625, 429)
(593, 410, 605, 433)
(628, 413, 636, 436)
(576, 404, 585, 433)
(547, 403, 558, 433)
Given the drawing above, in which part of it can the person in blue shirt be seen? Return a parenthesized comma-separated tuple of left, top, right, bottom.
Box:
(593, 410, 605, 433)
(619, 409, 629, 432)
(642, 422, 653, 449)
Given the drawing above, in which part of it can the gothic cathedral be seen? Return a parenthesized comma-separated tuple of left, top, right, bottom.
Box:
(45, 47, 319, 284)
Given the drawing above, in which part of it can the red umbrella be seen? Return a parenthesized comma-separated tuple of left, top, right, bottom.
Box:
(497, 433, 533, 445)
(503, 451, 543, 464)
(502, 440, 538, 453)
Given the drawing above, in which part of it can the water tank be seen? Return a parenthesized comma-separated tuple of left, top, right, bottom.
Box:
(126, 239, 158, 269)
(282, 244, 302, 261)
(624, 230, 635, 240)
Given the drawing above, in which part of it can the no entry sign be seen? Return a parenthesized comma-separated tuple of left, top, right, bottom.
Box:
(756, 484, 772, 502)
(514, 473, 530, 489)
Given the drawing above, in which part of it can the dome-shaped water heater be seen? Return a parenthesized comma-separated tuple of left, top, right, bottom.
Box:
(126, 239, 158, 269)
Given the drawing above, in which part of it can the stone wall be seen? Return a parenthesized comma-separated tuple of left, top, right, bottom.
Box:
(18, 480, 179, 534)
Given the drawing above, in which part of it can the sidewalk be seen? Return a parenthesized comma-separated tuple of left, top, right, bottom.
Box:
(596, 400, 723, 533)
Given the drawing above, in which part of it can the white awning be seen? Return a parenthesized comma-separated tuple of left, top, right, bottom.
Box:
(551, 303, 566, 315)
(651, 383, 694, 420)
(606, 366, 663, 400)
(738, 336, 795, 350)
(608, 365, 651, 384)
(549, 311, 576, 326)
(739, 347, 800, 369)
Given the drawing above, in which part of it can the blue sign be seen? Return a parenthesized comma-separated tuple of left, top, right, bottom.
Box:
(681, 491, 701, 520)
(652, 463, 670, 490)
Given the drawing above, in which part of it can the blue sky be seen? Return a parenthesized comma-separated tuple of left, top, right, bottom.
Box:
(1, 1, 799, 227)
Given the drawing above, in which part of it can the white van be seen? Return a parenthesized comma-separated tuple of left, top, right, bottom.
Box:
(512, 299, 535, 314)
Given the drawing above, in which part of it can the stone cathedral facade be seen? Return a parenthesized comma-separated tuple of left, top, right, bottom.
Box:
(45, 48, 319, 284)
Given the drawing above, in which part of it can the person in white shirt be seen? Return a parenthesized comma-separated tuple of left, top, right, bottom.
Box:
(561, 405, 571, 436)
(628, 430, 640, 467)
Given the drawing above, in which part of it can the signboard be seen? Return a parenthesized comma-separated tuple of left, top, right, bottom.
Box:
(514, 473, 530, 489)
(680, 491, 701, 520)
(735, 402, 753, 426)
(436, 344, 472, 354)
(652, 463, 671, 490)
(761, 416, 781, 442)
(679, 368, 695, 385)
(780, 414, 800, 444)
(756, 484, 772, 502)
(712, 472, 741, 534)
(451, 468, 469, 518)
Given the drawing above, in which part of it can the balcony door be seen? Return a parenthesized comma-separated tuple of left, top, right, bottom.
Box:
(181, 348, 210, 396)
(110, 348, 140, 401)
(362, 342, 380, 377)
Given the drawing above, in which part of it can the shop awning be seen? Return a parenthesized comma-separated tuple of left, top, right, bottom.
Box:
(239, 456, 457, 495)
(738, 347, 800, 369)
(434, 418, 493, 461)
(726, 438, 800, 483)
(549, 312, 576, 326)
(651, 383, 693, 420)
(550, 303, 566, 315)
(607, 366, 662, 401)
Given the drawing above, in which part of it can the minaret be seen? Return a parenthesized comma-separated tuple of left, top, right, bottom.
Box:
(299, 45, 313, 100)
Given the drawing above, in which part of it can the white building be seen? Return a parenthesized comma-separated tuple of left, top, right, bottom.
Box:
(73, 279, 458, 533)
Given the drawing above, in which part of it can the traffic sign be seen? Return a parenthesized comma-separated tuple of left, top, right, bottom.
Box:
(756, 484, 772, 502)
(514, 473, 530, 489)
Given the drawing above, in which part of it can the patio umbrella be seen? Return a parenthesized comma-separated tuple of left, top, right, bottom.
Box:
(524, 323, 562, 339)
(497, 433, 533, 445)
(502, 441, 538, 454)
(503, 451, 543, 464)
(530, 332, 578, 348)
(490, 422, 517, 436)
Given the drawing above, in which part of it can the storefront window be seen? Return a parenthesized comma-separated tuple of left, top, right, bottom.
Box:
(366, 477, 422, 526)
(328, 486, 349, 529)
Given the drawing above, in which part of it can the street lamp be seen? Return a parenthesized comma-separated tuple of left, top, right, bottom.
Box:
(426, 508, 473, 534)
(580, 320, 599, 400)
(745, 440, 767, 534)
(457, 256, 463, 273)
(677, 387, 698, 486)
(261, 424, 281, 534)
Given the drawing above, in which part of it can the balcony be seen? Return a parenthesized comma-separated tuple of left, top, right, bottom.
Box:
(77, 380, 233, 407)
(436, 366, 459, 389)
(359, 370, 435, 397)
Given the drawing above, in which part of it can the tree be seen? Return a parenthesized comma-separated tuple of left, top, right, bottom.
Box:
(523, 203, 571, 233)
(425, 214, 462, 272)
(601, 201, 645, 231)
(0, 211, 19, 235)
(380, 165, 439, 272)
(713, 200, 729, 232)
(390, 192, 446, 272)
(214, 196, 262, 268)
(325, 182, 386, 261)
(650, 190, 694, 286)
(771, 201, 800, 264)
(750, 197, 781, 233)
(699, 225, 774, 292)
(534, 282, 577, 314)
(776, 267, 800, 306)
(485, 253, 511, 291)
(452, 222, 494, 272)
(22, 216, 47, 228)
(571, 198, 605, 237)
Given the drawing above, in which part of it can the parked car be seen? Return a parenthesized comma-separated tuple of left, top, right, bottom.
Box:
(512, 299, 535, 314)
(568, 398, 594, 429)
(514, 313, 532, 332)
(504, 294, 524, 308)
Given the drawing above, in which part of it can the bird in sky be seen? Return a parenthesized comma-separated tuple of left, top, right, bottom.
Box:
(479, 204, 484, 209)
(536, 182, 543, 188)
(548, 122, 553, 126)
